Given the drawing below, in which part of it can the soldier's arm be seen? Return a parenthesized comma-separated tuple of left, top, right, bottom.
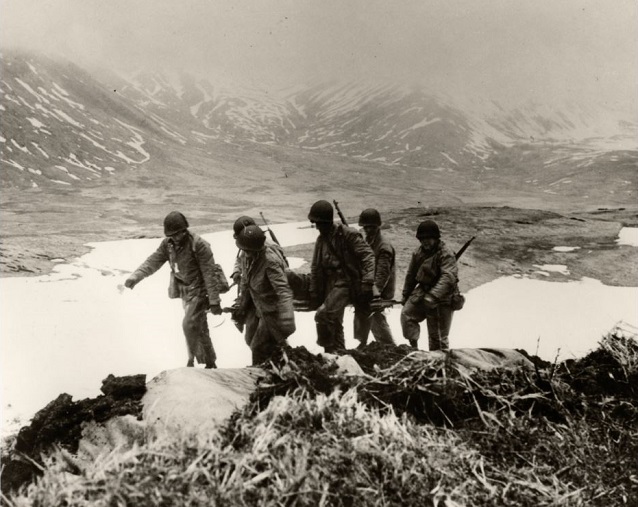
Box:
(349, 230, 376, 286)
(375, 244, 394, 291)
(429, 249, 458, 301)
(129, 241, 169, 284)
(194, 239, 221, 306)
(402, 251, 419, 300)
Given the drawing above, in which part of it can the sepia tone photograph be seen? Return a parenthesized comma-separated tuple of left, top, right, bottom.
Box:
(1, 0, 637, 504)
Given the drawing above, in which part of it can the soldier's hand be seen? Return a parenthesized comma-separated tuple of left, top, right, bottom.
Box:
(423, 293, 437, 308)
(209, 303, 223, 315)
(124, 278, 137, 289)
(359, 283, 374, 305)
(372, 285, 381, 299)
(231, 272, 242, 285)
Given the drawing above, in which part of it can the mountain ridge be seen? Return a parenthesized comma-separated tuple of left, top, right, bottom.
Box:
(1, 49, 636, 204)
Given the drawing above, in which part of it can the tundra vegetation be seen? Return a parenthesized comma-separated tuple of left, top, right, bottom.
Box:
(2, 331, 637, 506)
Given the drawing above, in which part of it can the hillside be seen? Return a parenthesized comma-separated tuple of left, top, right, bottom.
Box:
(1, 49, 637, 278)
(2, 333, 637, 505)
(2, 49, 637, 193)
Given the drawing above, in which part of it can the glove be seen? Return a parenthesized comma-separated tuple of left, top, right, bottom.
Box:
(209, 303, 223, 315)
(423, 293, 437, 308)
(358, 283, 374, 306)
(124, 277, 137, 289)
(372, 285, 381, 299)
(231, 272, 242, 285)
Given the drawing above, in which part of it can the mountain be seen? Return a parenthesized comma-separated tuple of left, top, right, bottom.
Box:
(1, 49, 637, 201)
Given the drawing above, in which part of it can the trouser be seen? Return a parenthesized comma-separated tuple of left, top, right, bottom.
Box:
(315, 282, 349, 353)
(353, 307, 395, 345)
(401, 298, 453, 351)
(243, 303, 259, 347)
(182, 295, 216, 367)
(250, 311, 293, 366)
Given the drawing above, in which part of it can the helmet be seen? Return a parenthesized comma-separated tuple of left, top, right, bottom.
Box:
(308, 200, 333, 223)
(358, 208, 381, 227)
(235, 225, 266, 251)
(164, 211, 189, 236)
(233, 216, 256, 237)
(416, 220, 440, 240)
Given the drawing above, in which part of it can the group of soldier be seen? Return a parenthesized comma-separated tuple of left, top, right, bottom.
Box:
(124, 200, 461, 368)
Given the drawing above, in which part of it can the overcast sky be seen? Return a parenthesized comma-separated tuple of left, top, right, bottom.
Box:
(1, 0, 636, 107)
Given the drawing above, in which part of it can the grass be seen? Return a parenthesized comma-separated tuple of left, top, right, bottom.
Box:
(3, 330, 638, 506)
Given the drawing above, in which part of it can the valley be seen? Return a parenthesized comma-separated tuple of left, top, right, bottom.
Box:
(1, 50, 637, 288)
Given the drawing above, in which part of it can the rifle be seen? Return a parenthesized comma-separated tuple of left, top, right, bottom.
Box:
(369, 298, 403, 313)
(333, 200, 348, 226)
(259, 212, 281, 246)
(455, 236, 476, 260)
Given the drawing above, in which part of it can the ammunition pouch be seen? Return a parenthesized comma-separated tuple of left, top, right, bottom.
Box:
(451, 292, 466, 311)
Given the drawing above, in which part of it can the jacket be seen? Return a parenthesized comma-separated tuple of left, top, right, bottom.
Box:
(232, 239, 286, 281)
(367, 229, 396, 300)
(402, 240, 458, 303)
(309, 224, 376, 303)
(240, 247, 295, 337)
(129, 232, 222, 305)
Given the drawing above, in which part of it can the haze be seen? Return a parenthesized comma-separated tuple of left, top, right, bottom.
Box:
(1, 0, 637, 108)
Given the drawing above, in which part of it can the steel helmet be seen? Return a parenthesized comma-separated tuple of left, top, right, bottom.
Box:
(164, 211, 189, 236)
(358, 208, 382, 227)
(308, 200, 333, 223)
(235, 225, 266, 251)
(416, 220, 440, 240)
(233, 216, 256, 237)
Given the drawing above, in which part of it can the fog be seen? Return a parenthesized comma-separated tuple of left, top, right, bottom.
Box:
(1, 223, 637, 436)
(1, 0, 637, 107)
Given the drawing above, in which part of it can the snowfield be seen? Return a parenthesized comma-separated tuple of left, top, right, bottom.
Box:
(1, 223, 637, 435)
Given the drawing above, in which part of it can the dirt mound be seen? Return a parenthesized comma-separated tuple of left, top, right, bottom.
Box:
(1, 374, 146, 495)
(256, 333, 637, 428)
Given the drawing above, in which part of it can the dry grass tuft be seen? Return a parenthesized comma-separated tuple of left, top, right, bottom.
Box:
(4, 332, 638, 506)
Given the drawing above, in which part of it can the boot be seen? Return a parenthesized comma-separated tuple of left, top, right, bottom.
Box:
(186, 359, 194, 367)
(205, 361, 217, 369)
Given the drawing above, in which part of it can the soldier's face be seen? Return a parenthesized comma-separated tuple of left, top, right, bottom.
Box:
(362, 225, 378, 237)
(312, 221, 332, 236)
(420, 238, 437, 251)
(167, 230, 187, 244)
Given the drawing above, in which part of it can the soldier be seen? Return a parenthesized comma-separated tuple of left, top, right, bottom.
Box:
(124, 211, 224, 368)
(229, 215, 286, 342)
(400, 220, 459, 350)
(307, 200, 377, 353)
(230, 216, 286, 287)
(235, 225, 295, 365)
(354, 208, 396, 348)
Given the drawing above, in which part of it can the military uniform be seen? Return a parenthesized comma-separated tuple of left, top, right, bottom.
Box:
(127, 232, 222, 367)
(309, 224, 376, 352)
(354, 228, 396, 345)
(232, 239, 287, 351)
(400, 239, 458, 350)
(238, 241, 295, 365)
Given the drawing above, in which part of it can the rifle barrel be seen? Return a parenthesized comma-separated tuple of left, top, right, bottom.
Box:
(333, 200, 349, 226)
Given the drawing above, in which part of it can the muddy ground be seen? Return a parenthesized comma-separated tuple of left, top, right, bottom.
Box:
(1, 202, 637, 290)
(287, 206, 638, 291)
(1, 137, 637, 286)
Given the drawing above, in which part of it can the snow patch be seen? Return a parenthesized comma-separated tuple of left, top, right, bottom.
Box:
(533, 264, 570, 275)
(553, 246, 580, 252)
(52, 108, 83, 128)
(617, 227, 638, 247)
(27, 117, 45, 129)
